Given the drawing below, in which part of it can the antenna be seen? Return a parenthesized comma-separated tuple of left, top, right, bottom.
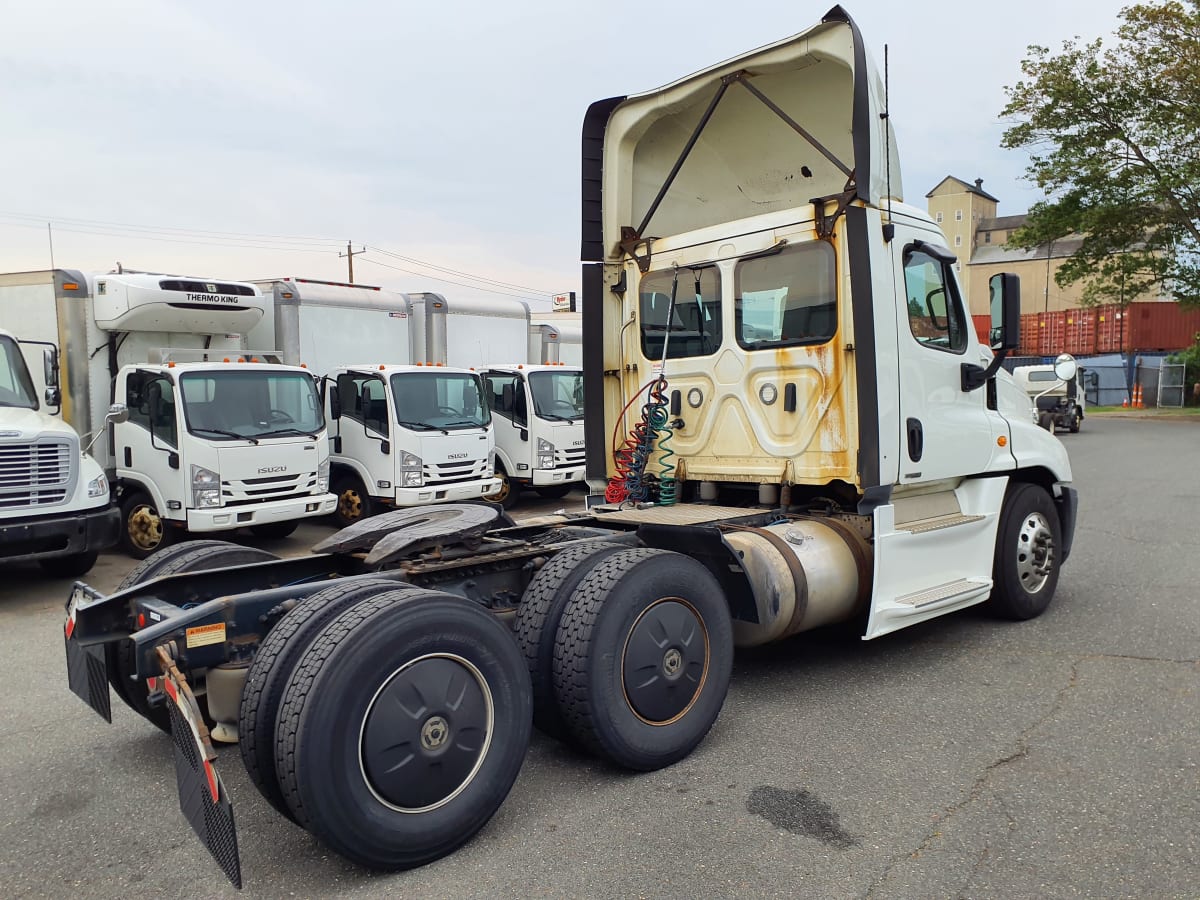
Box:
(881, 44, 895, 243)
(47, 223, 56, 270)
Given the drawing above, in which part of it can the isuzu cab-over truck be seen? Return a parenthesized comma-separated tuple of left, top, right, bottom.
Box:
(62, 7, 1076, 888)
(0, 270, 336, 558)
(0, 328, 120, 575)
(249, 278, 501, 526)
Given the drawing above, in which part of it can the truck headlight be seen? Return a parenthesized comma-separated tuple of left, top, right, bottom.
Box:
(400, 451, 423, 488)
(191, 464, 222, 508)
(317, 460, 330, 492)
(86, 472, 109, 499)
(486, 450, 495, 478)
(537, 437, 555, 470)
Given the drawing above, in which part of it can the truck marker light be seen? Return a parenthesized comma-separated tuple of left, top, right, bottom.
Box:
(222, 358, 230, 363)
(62, 282, 80, 290)
(168, 362, 176, 368)
(137, 613, 146, 629)
(997, 436, 1008, 447)
(379, 365, 386, 371)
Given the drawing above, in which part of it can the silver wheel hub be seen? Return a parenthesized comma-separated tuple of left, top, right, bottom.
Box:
(1016, 511, 1055, 593)
(662, 648, 683, 677)
(421, 715, 449, 750)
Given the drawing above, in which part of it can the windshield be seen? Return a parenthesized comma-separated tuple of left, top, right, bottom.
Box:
(1027, 371, 1059, 382)
(179, 370, 324, 439)
(528, 370, 584, 420)
(0, 337, 38, 410)
(390, 372, 490, 430)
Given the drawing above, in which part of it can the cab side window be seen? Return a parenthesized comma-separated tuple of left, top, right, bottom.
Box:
(336, 373, 388, 435)
(126, 371, 178, 447)
(903, 247, 967, 353)
(484, 373, 526, 427)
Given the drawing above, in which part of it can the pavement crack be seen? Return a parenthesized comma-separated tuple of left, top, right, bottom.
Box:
(864, 657, 1083, 898)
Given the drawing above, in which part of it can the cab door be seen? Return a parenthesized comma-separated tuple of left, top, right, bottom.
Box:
(117, 369, 187, 519)
(893, 236, 999, 483)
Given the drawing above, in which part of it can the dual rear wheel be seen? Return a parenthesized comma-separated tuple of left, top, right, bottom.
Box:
(242, 581, 532, 870)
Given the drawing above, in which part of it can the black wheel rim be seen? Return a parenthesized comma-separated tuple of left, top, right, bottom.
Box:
(621, 598, 709, 725)
(359, 653, 493, 812)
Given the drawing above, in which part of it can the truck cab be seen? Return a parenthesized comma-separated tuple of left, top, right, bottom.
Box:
(112, 358, 336, 556)
(1013, 359, 1085, 433)
(324, 364, 499, 525)
(0, 328, 118, 575)
(481, 363, 586, 507)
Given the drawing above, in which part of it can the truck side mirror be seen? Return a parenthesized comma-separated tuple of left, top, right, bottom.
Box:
(43, 347, 59, 388)
(105, 402, 129, 424)
(328, 380, 341, 420)
(1053, 353, 1077, 383)
(44, 386, 62, 408)
(989, 273, 1021, 351)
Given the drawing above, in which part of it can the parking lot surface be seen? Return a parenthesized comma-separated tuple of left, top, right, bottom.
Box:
(2, 420, 1197, 899)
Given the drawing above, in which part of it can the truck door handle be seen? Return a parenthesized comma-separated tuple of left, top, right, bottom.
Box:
(906, 418, 923, 462)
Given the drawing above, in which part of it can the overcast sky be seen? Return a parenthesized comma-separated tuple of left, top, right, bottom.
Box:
(0, 0, 1130, 310)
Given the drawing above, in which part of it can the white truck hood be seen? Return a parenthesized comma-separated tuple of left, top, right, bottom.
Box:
(0, 407, 81, 442)
(584, 5, 900, 260)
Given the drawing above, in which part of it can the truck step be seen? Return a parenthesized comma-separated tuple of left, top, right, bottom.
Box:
(894, 577, 991, 608)
(896, 512, 984, 534)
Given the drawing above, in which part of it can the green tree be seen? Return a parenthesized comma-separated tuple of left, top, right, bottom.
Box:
(1000, 0, 1200, 308)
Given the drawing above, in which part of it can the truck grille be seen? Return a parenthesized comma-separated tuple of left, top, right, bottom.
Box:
(423, 459, 489, 486)
(0, 440, 75, 508)
(553, 447, 586, 469)
(222, 472, 318, 507)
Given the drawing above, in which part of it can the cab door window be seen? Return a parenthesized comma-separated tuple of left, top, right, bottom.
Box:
(484, 372, 526, 427)
(336, 373, 388, 435)
(126, 371, 178, 448)
(903, 246, 968, 353)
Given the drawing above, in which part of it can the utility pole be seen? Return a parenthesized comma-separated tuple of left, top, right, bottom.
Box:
(339, 241, 365, 284)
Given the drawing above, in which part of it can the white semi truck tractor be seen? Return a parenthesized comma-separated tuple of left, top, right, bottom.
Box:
(0, 270, 335, 558)
(62, 7, 1077, 888)
(0, 327, 121, 576)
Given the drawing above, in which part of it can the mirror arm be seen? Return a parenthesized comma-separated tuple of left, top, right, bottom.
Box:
(961, 347, 1009, 393)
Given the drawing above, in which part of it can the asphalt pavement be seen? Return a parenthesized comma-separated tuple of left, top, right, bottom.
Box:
(1, 419, 1197, 899)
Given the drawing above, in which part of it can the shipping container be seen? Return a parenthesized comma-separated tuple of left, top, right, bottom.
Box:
(1017, 303, 1200, 356)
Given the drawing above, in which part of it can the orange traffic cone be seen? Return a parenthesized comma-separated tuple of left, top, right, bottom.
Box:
(1122, 396, 1129, 408)
(1133, 383, 1144, 409)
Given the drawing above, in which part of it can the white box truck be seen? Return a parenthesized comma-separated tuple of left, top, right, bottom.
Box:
(61, 11, 1079, 885)
(408, 294, 587, 508)
(0, 270, 336, 558)
(249, 278, 500, 526)
(0, 326, 120, 575)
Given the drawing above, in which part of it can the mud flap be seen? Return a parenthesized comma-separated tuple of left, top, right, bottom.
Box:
(157, 648, 243, 889)
(64, 633, 112, 723)
(64, 584, 112, 722)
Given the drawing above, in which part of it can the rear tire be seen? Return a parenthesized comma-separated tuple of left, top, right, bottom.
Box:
(249, 521, 299, 540)
(552, 548, 733, 771)
(107, 541, 280, 732)
(239, 577, 418, 821)
(119, 490, 176, 560)
(332, 473, 373, 529)
(986, 482, 1062, 620)
(274, 589, 532, 870)
(513, 542, 627, 739)
(1069, 408, 1082, 433)
(1037, 411, 1054, 432)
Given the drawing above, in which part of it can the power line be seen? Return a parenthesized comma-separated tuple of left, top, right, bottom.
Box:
(366, 245, 555, 295)
(356, 255, 548, 302)
(0, 219, 341, 253)
(0, 210, 336, 245)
